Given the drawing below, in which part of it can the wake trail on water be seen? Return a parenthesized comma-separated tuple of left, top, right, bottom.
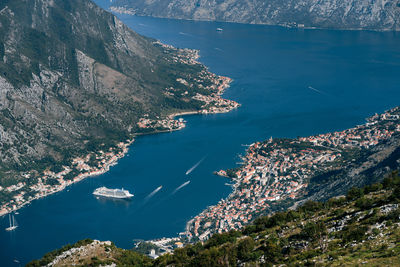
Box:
(171, 181, 191, 195)
(179, 32, 193, 37)
(178, 32, 204, 40)
(308, 86, 331, 97)
(186, 157, 206, 175)
(144, 186, 163, 201)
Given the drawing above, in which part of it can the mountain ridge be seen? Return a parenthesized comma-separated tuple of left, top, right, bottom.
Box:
(0, 0, 238, 213)
(111, 0, 400, 31)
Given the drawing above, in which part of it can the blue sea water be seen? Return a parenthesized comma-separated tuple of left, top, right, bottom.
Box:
(1, 1, 400, 265)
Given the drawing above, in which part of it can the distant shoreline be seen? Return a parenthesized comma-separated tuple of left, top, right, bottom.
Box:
(168, 111, 199, 119)
(110, 7, 399, 33)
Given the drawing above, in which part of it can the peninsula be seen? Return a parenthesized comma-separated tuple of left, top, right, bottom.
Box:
(88, 107, 400, 256)
(0, 0, 238, 216)
(186, 107, 400, 241)
(0, 44, 238, 216)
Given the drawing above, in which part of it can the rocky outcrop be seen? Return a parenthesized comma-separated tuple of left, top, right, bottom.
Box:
(111, 0, 400, 30)
(0, 0, 231, 195)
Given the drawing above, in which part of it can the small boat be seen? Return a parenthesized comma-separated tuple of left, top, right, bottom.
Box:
(216, 28, 223, 32)
(5, 213, 18, 231)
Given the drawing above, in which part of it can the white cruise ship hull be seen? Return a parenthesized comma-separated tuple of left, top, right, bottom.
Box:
(93, 192, 133, 199)
(93, 187, 134, 199)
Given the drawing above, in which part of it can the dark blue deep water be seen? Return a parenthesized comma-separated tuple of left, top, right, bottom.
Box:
(1, 1, 400, 265)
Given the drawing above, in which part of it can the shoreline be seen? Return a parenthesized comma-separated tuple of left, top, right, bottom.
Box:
(0, 59, 238, 218)
(110, 7, 399, 33)
(183, 106, 400, 241)
(0, 108, 226, 217)
(0, 109, 198, 217)
(168, 111, 200, 120)
(0, 139, 134, 217)
(0, 108, 235, 217)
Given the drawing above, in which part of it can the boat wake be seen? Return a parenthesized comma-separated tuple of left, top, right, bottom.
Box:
(5, 213, 18, 231)
(144, 186, 163, 201)
(308, 86, 330, 96)
(186, 157, 206, 175)
(179, 32, 192, 37)
(171, 181, 191, 195)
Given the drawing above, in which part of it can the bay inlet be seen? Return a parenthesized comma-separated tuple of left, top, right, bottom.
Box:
(1, 2, 400, 265)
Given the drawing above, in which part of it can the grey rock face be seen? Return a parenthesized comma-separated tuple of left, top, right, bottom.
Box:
(112, 0, 400, 30)
(0, 0, 221, 187)
(306, 136, 400, 202)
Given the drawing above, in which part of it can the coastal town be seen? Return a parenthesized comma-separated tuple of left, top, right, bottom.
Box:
(0, 140, 133, 216)
(136, 74, 238, 133)
(136, 42, 239, 132)
(158, 41, 240, 114)
(0, 45, 239, 217)
(185, 107, 400, 241)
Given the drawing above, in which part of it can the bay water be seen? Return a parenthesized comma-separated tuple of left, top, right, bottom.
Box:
(1, 1, 400, 265)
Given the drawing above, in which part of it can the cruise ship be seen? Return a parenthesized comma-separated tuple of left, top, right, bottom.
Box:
(93, 187, 134, 199)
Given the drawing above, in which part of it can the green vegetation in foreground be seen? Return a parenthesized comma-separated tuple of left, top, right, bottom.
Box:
(28, 171, 400, 266)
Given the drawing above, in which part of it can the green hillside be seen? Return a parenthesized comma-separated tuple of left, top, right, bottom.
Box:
(28, 171, 400, 266)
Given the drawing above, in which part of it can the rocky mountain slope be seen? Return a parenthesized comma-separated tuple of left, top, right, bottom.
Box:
(0, 0, 236, 209)
(28, 172, 400, 266)
(111, 0, 400, 30)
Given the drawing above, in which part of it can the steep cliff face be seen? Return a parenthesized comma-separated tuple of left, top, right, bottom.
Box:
(111, 0, 400, 30)
(0, 0, 224, 188)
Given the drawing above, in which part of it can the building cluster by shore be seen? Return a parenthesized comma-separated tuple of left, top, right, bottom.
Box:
(154, 40, 201, 66)
(157, 40, 240, 114)
(192, 75, 239, 115)
(0, 141, 133, 216)
(137, 73, 238, 133)
(110, 6, 136, 16)
(192, 74, 239, 114)
(138, 116, 186, 132)
(185, 107, 400, 241)
(0, 43, 238, 217)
